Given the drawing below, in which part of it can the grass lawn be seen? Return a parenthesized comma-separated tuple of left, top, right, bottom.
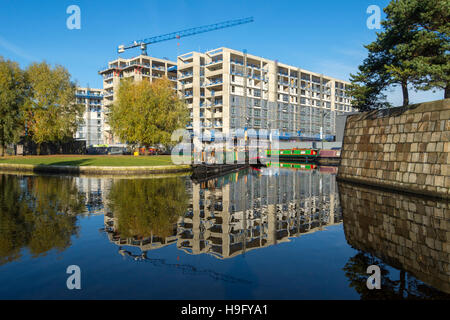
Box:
(0, 155, 183, 167)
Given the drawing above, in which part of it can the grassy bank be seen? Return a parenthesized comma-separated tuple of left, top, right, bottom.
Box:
(0, 155, 179, 167)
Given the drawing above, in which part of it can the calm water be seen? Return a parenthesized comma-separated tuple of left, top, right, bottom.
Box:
(0, 167, 448, 300)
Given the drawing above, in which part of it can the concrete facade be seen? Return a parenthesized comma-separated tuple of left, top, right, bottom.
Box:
(339, 181, 450, 295)
(75, 87, 105, 146)
(177, 47, 355, 140)
(338, 99, 450, 198)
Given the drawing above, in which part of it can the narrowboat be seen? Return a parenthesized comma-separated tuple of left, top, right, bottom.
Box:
(266, 162, 317, 170)
(266, 148, 318, 161)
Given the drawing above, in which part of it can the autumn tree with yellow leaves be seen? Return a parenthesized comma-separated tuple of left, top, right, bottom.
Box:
(109, 77, 189, 150)
(24, 62, 83, 154)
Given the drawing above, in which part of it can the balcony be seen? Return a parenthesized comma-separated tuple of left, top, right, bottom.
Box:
(230, 59, 244, 66)
(206, 79, 223, 87)
(178, 61, 193, 70)
(207, 68, 223, 77)
(206, 58, 223, 66)
(151, 65, 166, 71)
(98, 64, 119, 73)
(252, 74, 265, 81)
(179, 72, 193, 79)
(76, 92, 104, 99)
(206, 90, 223, 98)
(246, 63, 260, 70)
(179, 80, 193, 89)
(230, 70, 244, 77)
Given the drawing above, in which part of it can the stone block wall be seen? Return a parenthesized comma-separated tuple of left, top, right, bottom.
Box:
(339, 181, 450, 294)
(338, 99, 449, 198)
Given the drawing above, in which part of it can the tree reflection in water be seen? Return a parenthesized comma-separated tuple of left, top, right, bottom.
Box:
(107, 177, 189, 242)
(343, 251, 450, 300)
(0, 174, 85, 265)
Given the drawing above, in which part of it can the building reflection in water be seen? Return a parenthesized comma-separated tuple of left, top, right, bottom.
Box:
(2, 171, 449, 298)
(75, 177, 111, 215)
(102, 167, 342, 260)
(339, 181, 450, 298)
(178, 167, 342, 259)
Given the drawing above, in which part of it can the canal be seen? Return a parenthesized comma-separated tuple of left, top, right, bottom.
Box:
(0, 167, 448, 299)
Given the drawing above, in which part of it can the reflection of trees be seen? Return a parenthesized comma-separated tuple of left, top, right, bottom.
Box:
(0, 174, 85, 265)
(343, 251, 450, 300)
(108, 178, 189, 239)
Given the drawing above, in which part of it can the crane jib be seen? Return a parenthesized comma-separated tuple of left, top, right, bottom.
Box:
(121, 17, 254, 51)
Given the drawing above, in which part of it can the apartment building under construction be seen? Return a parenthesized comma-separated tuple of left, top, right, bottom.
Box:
(98, 55, 177, 145)
(177, 47, 354, 140)
(97, 47, 354, 145)
(75, 87, 105, 146)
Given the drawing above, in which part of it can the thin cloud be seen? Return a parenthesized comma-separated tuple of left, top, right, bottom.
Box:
(0, 35, 36, 62)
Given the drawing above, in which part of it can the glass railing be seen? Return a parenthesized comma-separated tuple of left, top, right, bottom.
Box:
(230, 59, 244, 65)
(230, 71, 244, 76)
(207, 59, 223, 65)
(180, 72, 193, 78)
(207, 79, 223, 86)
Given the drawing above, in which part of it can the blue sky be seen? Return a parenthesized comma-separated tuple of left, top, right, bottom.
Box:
(0, 0, 443, 106)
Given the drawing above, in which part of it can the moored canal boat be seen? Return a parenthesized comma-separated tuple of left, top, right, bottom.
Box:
(266, 162, 317, 170)
(266, 148, 318, 161)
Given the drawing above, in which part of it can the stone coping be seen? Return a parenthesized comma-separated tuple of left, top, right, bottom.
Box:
(0, 163, 192, 175)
